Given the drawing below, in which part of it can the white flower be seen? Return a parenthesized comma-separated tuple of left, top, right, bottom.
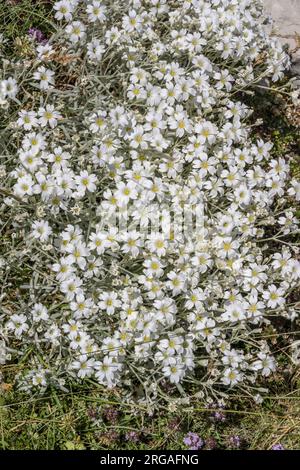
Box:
(221, 302, 247, 323)
(14, 175, 34, 197)
(72, 355, 95, 378)
(54, 0, 74, 21)
(222, 368, 242, 386)
(17, 110, 38, 130)
(251, 352, 276, 377)
(36, 43, 54, 59)
(234, 185, 252, 205)
(95, 356, 120, 387)
(168, 107, 191, 137)
(166, 271, 186, 295)
(129, 125, 149, 149)
(7, 314, 29, 338)
(48, 146, 71, 169)
(263, 285, 285, 308)
(154, 298, 177, 325)
(146, 232, 167, 257)
(70, 294, 94, 319)
(191, 252, 212, 273)
(76, 171, 97, 194)
(33, 67, 55, 90)
(115, 181, 138, 206)
(198, 318, 219, 343)
(62, 320, 82, 338)
(87, 39, 105, 61)
(214, 69, 234, 91)
(38, 105, 61, 128)
(22, 132, 46, 155)
(123, 10, 142, 33)
(65, 21, 86, 43)
(246, 295, 265, 321)
(60, 277, 83, 300)
(217, 237, 239, 259)
(32, 303, 49, 322)
(122, 231, 142, 257)
(32, 370, 47, 387)
(162, 359, 185, 384)
(31, 220, 52, 242)
(66, 241, 90, 269)
(52, 257, 76, 281)
(86, 1, 106, 23)
(145, 109, 166, 132)
(143, 257, 165, 278)
(2, 77, 18, 98)
(288, 180, 300, 201)
(194, 121, 217, 144)
(98, 292, 121, 316)
(89, 111, 107, 133)
(185, 288, 206, 310)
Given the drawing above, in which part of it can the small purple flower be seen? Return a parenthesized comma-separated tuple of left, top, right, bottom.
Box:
(28, 27, 46, 44)
(103, 406, 119, 423)
(125, 431, 140, 443)
(87, 406, 98, 420)
(206, 402, 226, 422)
(271, 443, 285, 450)
(213, 410, 226, 422)
(228, 435, 241, 449)
(205, 437, 217, 450)
(183, 432, 204, 450)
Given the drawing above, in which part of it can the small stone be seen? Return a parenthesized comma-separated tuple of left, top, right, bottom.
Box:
(264, 1, 300, 66)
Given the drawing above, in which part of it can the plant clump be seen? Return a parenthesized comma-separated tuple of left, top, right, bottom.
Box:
(0, 0, 300, 405)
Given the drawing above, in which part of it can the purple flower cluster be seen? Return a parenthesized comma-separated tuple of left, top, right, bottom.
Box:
(183, 432, 204, 450)
(28, 27, 46, 44)
(103, 407, 119, 424)
(204, 437, 217, 450)
(271, 443, 285, 450)
(206, 402, 226, 422)
(228, 435, 241, 449)
(87, 406, 99, 420)
(125, 431, 140, 443)
(213, 410, 226, 422)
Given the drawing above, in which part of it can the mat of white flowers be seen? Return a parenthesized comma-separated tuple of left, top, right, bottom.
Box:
(0, 0, 300, 403)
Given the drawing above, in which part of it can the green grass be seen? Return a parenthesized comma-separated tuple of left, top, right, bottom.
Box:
(0, 0, 54, 57)
(1, 376, 300, 450)
(1, 0, 300, 451)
